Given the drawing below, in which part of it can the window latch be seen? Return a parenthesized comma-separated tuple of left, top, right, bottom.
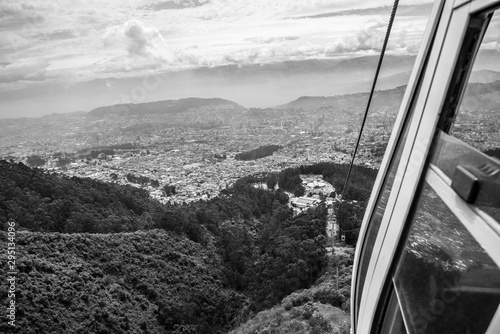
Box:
(452, 165, 480, 203)
(452, 162, 500, 205)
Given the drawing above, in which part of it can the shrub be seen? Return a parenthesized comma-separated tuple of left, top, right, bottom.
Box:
(312, 285, 345, 308)
(309, 314, 332, 334)
(341, 299, 351, 314)
(282, 290, 313, 308)
(334, 321, 351, 334)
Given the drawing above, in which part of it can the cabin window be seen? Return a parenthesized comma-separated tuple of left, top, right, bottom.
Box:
(379, 5, 500, 334)
(449, 9, 500, 158)
(394, 183, 500, 334)
(431, 9, 500, 222)
(354, 0, 437, 314)
(355, 93, 415, 310)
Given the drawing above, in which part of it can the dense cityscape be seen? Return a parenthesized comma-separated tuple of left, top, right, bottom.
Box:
(3, 80, 498, 208)
(0, 92, 399, 205)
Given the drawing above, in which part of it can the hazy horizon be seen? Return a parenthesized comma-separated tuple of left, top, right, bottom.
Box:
(0, 55, 412, 119)
(0, 0, 438, 118)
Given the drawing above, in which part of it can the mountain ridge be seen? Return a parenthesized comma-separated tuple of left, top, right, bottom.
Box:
(88, 97, 245, 117)
(275, 85, 408, 110)
(276, 79, 500, 111)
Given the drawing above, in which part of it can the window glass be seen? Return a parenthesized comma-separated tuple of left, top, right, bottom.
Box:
(431, 131, 500, 221)
(430, 9, 500, 222)
(356, 103, 414, 309)
(449, 10, 500, 159)
(355, 0, 437, 312)
(380, 288, 408, 334)
(394, 183, 500, 334)
(358, 1, 437, 166)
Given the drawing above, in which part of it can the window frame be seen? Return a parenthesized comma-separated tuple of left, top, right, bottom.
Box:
(351, 0, 447, 327)
(354, 0, 455, 331)
(353, 0, 500, 332)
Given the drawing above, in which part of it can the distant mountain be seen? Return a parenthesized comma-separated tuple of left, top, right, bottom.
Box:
(1, 54, 420, 117)
(377, 69, 500, 87)
(354, 68, 500, 94)
(4, 50, 500, 118)
(474, 49, 500, 72)
(275, 96, 338, 110)
(88, 97, 245, 117)
(276, 85, 407, 110)
(461, 80, 500, 110)
(277, 79, 500, 112)
(189, 55, 416, 79)
(468, 70, 500, 83)
(332, 54, 416, 74)
(373, 71, 412, 90)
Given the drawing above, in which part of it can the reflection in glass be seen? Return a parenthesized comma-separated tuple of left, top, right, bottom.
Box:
(450, 11, 500, 160)
(358, 0, 436, 165)
(356, 112, 411, 309)
(354, 0, 436, 312)
(381, 289, 408, 334)
(431, 131, 500, 223)
(394, 183, 500, 334)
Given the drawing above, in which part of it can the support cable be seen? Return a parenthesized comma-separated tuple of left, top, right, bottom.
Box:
(337, 0, 400, 235)
(340, 0, 400, 203)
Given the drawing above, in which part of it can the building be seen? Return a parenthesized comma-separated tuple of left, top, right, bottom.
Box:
(291, 196, 321, 208)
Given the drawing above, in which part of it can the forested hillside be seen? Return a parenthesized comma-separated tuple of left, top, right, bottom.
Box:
(230, 248, 354, 334)
(0, 161, 162, 233)
(0, 160, 339, 333)
(0, 230, 245, 333)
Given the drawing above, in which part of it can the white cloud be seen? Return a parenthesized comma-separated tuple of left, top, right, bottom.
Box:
(0, 0, 436, 88)
(0, 2, 49, 27)
(325, 23, 386, 55)
(103, 19, 168, 63)
(99, 19, 207, 73)
(200, 0, 397, 20)
(0, 59, 50, 83)
(245, 36, 301, 44)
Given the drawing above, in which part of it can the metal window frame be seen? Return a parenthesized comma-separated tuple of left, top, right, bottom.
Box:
(354, 0, 455, 331)
(351, 0, 447, 328)
(353, 0, 500, 332)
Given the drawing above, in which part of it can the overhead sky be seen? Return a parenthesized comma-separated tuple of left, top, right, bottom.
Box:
(0, 0, 438, 117)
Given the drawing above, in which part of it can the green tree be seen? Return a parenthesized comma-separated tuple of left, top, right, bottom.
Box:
(26, 155, 46, 167)
(163, 185, 176, 196)
(56, 156, 72, 167)
(266, 174, 278, 190)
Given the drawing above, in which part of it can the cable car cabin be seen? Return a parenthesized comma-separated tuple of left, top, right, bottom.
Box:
(352, 0, 500, 333)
